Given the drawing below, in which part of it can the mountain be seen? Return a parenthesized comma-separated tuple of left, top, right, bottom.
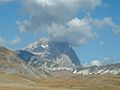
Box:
(16, 40, 81, 71)
(16, 40, 120, 75)
(74, 63, 120, 75)
(0, 44, 119, 76)
(0, 43, 120, 90)
(0, 46, 47, 77)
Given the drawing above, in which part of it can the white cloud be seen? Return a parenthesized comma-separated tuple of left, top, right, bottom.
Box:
(0, 36, 21, 46)
(0, 36, 7, 45)
(90, 60, 101, 66)
(83, 57, 120, 67)
(10, 36, 21, 45)
(17, 0, 102, 32)
(83, 60, 102, 67)
(16, 21, 31, 32)
(16, 0, 102, 46)
(16, 0, 120, 47)
(48, 18, 96, 46)
(102, 57, 118, 64)
(48, 16, 120, 46)
(86, 17, 120, 34)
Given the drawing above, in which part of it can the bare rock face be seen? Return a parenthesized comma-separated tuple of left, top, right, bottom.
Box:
(17, 40, 81, 70)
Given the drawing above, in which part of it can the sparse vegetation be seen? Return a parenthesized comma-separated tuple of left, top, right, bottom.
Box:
(0, 73, 120, 90)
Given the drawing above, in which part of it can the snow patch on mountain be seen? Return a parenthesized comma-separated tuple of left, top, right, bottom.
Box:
(18, 40, 81, 70)
(74, 63, 120, 75)
(15, 39, 120, 75)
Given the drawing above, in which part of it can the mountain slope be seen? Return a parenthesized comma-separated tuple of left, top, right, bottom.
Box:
(0, 46, 47, 77)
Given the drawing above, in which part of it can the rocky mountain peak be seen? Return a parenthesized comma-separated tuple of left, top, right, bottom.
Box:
(19, 40, 81, 69)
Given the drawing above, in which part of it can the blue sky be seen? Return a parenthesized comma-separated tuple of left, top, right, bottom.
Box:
(0, 0, 120, 65)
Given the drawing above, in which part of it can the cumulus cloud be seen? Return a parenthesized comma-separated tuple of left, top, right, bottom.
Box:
(16, 0, 120, 46)
(85, 17, 120, 35)
(83, 60, 102, 67)
(10, 36, 21, 45)
(16, 0, 102, 46)
(19, 0, 102, 31)
(48, 18, 96, 46)
(90, 60, 101, 66)
(0, 36, 7, 45)
(83, 57, 120, 67)
(0, 36, 21, 46)
(102, 57, 120, 64)
(48, 17, 120, 46)
(16, 20, 31, 32)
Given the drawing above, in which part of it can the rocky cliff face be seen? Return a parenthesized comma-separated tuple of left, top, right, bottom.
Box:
(17, 40, 81, 71)
(14, 39, 120, 75)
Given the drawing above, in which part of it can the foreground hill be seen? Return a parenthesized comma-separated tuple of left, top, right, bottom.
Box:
(0, 46, 47, 77)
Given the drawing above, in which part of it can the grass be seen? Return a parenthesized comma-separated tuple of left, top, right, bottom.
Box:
(0, 72, 120, 90)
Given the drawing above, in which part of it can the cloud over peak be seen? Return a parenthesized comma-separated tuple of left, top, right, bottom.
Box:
(15, 0, 120, 46)
(19, 0, 102, 30)
(48, 17, 96, 46)
(16, 0, 102, 46)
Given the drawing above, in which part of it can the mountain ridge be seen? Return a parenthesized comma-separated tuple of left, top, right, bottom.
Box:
(18, 40, 81, 69)
(15, 40, 120, 75)
(0, 41, 120, 76)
